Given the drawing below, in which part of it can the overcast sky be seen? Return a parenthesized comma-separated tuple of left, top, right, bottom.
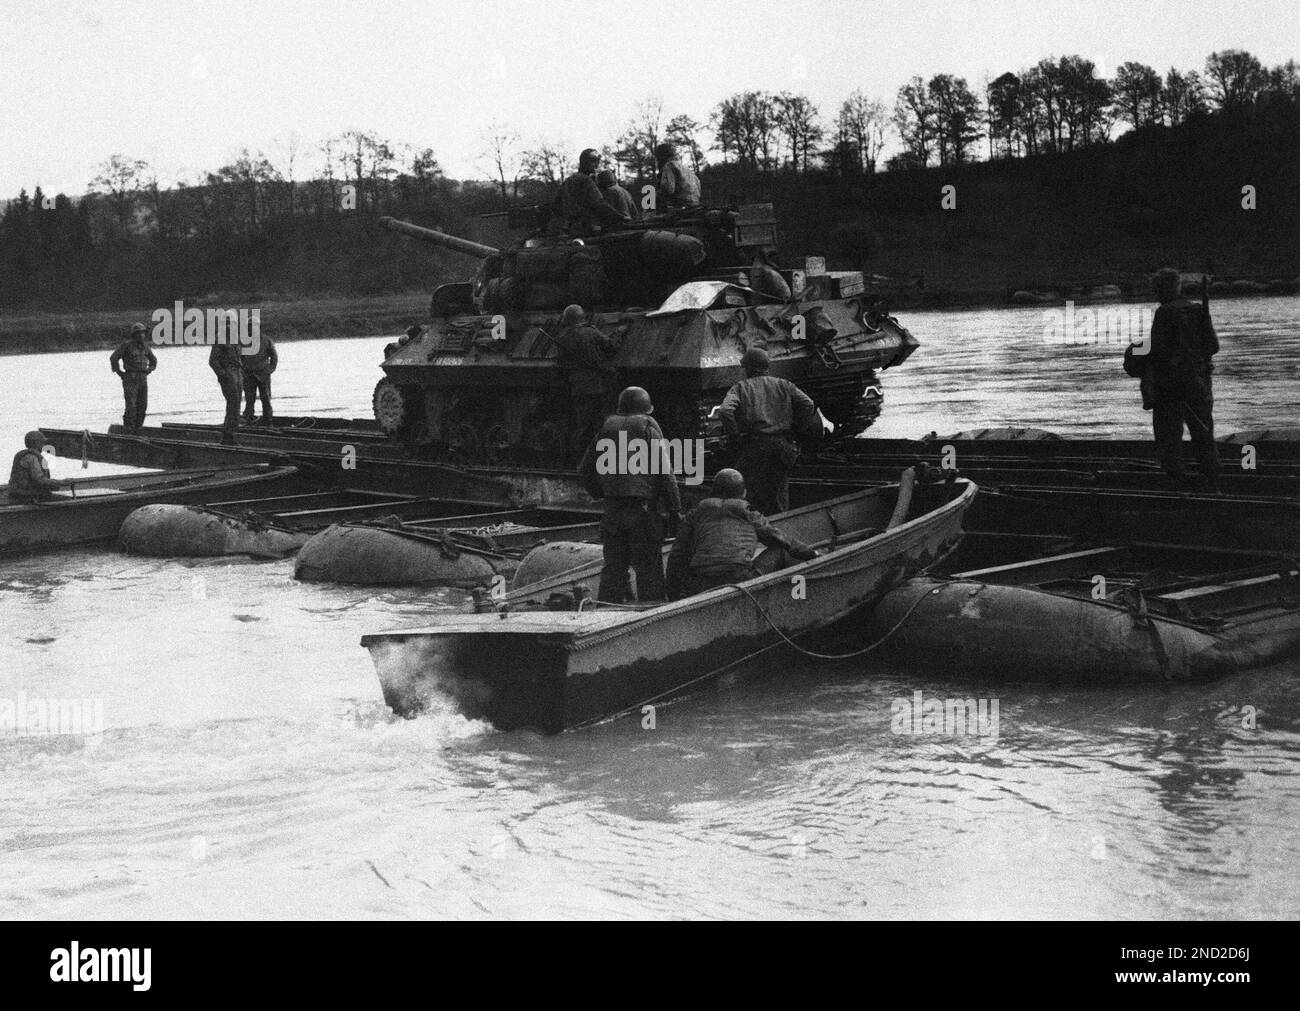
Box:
(2, 0, 1297, 197)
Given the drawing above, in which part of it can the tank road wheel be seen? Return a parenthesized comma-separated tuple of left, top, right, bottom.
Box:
(520, 416, 564, 468)
(446, 422, 481, 463)
(373, 379, 418, 437)
(483, 424, 513, 465)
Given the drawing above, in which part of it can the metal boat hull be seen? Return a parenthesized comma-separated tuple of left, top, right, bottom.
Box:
(362, 480, 976, 733)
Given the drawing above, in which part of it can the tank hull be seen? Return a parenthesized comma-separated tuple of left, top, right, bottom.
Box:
(377, 299, 916, 463)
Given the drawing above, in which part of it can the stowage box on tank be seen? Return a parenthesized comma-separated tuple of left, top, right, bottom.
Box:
(373, 205, 918, 464)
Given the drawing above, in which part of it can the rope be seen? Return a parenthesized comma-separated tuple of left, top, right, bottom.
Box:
(572, 578, 946, 729)
(719, 578, 944, 661)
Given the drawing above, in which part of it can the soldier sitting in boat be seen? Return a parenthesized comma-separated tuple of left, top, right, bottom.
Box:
(7, 431, 66, 503)
(666, 469, 816, 600)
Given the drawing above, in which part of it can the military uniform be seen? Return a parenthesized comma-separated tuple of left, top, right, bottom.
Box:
(557, 171, 628, 235)
(209, 343, 244, 443)
(109, 339, 157, 434)
(719, 373, 817, 515)
(553, 322, 617, 458)
(8, 448, 58, 503)
(657, 158, 700, 208)
(666, 497, 814, 599)
(1145, 298, 1220, 483)
(579, 412, 683, 603)
(241, 337, 278, 424)
(601, 183, 638, 220)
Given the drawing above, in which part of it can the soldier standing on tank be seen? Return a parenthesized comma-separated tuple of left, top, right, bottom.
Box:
(241, 335, 278, 426)
(109, 323, 157, 435)
(556, 149, 629, 236)
(596, 169, 638, 221)
(579, 386, 683, 603)
(1140, 267, 1221, 489)
(719, 347, 817, 515)
(553, 304, 618, 460)
(209, 341, 244, 445)
(654, 142, 701, 210)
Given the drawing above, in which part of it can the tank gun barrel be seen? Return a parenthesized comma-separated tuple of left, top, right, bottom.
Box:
(379, 216, 499, 259)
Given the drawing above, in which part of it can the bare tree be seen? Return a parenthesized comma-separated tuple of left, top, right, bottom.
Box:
(90, 155, 149, 229)
(774, 92, 823, 172)
(615, 96, 666, 179)
(1162, 68, 1207, 125)
(665, 114, 705, 173)
(710, 91, 778, 171)
(1113, 62, 1164, 130)
(521, 140, 572, 186)
(1205, 49, 1267, 110)
(893, 77, 936, 167)
(481, 123, 523, 202)
(986, 73, 1023, 158)
(270, 132, 302, 215)
(836, 89, 888, 172)
(928, 74, 982, 164)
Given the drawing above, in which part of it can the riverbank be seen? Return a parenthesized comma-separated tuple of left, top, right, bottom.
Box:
(7, 283, 1300, 357)
(0, 293, 428, 357)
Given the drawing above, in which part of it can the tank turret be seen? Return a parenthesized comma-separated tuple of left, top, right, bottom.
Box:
(373, 205, 918, 465)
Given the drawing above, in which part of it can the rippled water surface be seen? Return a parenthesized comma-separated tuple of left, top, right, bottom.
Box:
(2, 297, 1298, 919)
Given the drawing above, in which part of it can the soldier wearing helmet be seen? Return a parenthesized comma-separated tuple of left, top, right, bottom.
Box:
(108, 322, 157, 434)
(7, 431, 66, 503)
(654, 141, 700, 210)
(209, 340, 244, 445)
(665, 469, 816, 599)
(579, 386, 683, 603)
(239, 333, 278, 427)
(555, 148, 629, 236)
(552, 304, 618, 459)
(596, 169, 638, 220)
(718, 346, 818, 515)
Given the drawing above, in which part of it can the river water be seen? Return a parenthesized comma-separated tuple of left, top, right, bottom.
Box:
(2, 296, 1298, 919)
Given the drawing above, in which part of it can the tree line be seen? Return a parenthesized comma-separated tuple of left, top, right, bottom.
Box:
(0, 48, 1295, 310)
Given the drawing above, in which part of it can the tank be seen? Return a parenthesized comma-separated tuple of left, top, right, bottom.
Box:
(373, 204, 919, 464)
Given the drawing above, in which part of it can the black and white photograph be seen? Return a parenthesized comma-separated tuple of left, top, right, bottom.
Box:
(1, 0, 1297, 947)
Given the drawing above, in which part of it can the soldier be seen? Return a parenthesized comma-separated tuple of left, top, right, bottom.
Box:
(108, 323, 157, 435)
(654, 142, 701, 210)
(241, 335, 278, 426)
(209, 341, 244, 445)
(719, 347, 817, 515)
(596, 169, 638, 220)
(552, 304, 617, 459)
(7, 431, 65, 503)
(666, 469, 816, 599)
(556, 148, 629, 236)
(579, 386, 683, 603)
(1142, 267, 1221, 489)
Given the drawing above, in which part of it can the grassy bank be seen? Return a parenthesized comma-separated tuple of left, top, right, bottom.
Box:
(0, 293, 429, 357)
